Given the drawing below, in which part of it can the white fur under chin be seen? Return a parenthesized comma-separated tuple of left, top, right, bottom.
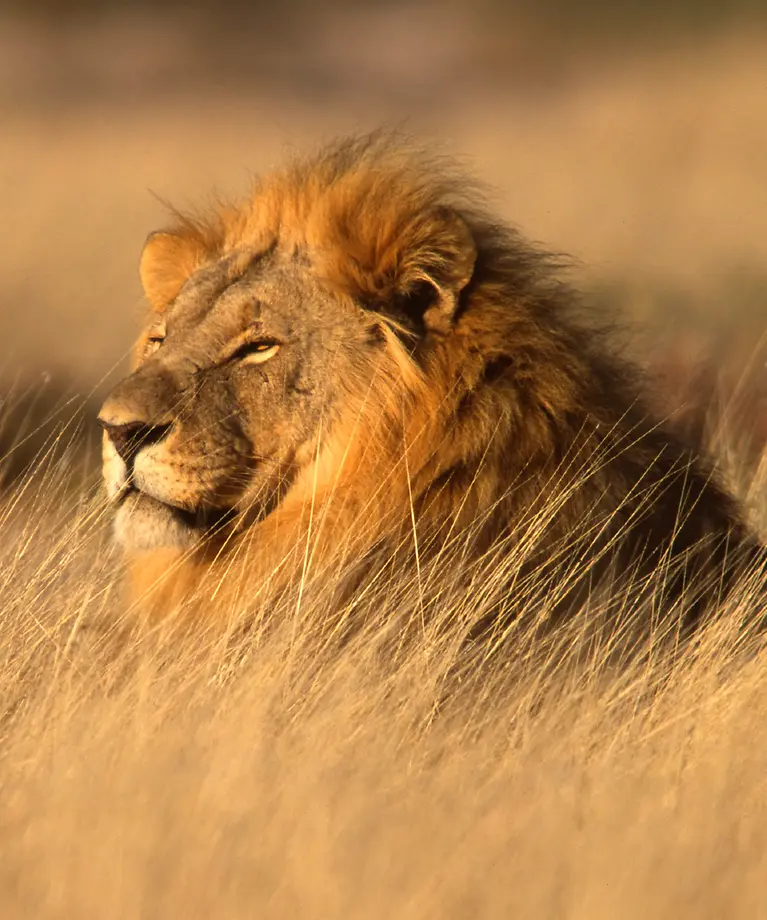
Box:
(114, 492, 199, 552)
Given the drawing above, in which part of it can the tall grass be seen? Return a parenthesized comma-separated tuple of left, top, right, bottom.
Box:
(0, 389, 764, 919)
(0, 11, 765, 912)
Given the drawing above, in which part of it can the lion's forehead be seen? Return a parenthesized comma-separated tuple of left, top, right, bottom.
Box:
(165, 256, 330, 343)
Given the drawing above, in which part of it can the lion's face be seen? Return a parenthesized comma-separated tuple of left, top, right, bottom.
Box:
(100, 149, 479, 556)
(99, 249, 381, 552)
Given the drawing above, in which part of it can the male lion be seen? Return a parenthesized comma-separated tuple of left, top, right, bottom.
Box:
(99, 133, 764, 634)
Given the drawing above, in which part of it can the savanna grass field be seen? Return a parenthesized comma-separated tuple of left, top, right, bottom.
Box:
(2, 4, 767, 916)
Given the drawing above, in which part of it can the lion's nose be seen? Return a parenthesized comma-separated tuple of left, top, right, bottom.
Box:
(99, 419, 171, 464)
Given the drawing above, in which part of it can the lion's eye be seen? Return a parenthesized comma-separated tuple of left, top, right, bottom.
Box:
(233, 341, 281, 365)
(144, 334, 165, 358)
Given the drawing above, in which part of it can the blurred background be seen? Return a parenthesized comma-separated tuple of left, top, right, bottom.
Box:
(1, 0, 766, 479)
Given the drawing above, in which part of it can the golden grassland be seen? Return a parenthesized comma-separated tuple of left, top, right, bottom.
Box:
(1, 20, 766, 917)
(0, 401, 764, 918)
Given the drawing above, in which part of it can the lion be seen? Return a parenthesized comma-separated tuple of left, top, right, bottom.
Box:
(99, 132, 765, 637)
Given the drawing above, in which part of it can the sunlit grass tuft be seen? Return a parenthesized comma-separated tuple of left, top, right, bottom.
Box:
(0, 388, 764, 917)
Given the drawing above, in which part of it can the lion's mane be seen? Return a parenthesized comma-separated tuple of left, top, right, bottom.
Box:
(120, 133, 764, 629)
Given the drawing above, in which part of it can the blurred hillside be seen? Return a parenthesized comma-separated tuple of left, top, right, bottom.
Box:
(3, 0, 765, 35)
(1, 1, 766, 471)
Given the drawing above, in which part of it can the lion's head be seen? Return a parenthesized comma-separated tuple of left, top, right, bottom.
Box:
(99, 136, 477, 555)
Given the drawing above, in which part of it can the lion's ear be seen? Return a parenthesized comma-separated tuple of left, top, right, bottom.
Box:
(392, 207, 477, 334)
(139, 230, 208, 310)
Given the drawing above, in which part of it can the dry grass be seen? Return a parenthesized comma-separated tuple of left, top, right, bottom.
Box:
(2, 13, 767, 916)
(0, 402, 765, 918)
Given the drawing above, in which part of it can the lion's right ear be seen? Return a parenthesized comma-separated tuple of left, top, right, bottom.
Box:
(139, 230, 209, 310)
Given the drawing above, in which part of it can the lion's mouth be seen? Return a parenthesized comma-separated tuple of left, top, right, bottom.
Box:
(113, 486, 238, 551)
(123, 487, 237, 528)
(175, 501, 236, 533)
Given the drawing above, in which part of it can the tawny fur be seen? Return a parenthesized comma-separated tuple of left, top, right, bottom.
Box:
(103, 133, 765, 629)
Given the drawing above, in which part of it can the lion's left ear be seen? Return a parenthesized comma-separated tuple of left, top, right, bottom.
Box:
(389, 207, 477, 334)
(139, 229, 210, 311)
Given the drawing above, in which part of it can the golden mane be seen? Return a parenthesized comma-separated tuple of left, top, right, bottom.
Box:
(118, 133, 764, 629)
(144, 133, 535, 307)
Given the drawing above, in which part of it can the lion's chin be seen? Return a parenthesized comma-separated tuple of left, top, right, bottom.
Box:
(113, 490, 233, 552)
